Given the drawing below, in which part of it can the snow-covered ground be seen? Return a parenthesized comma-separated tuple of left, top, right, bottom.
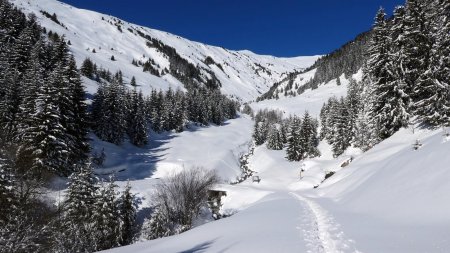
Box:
(13, 1, 450, 252)
(103, 74, 450, 252)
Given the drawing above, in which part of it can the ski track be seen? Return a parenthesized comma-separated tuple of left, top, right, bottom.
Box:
(290, 192, 360, 253)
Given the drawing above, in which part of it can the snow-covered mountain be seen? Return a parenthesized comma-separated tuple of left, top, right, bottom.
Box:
(10, 0, 319, 102)
(5, 1, 450, 252)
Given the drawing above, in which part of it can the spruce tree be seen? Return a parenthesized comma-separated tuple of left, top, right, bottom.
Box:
(92, 178, 120, 251)
(127, 90, 148, 146)
(286, 116, 302, 161)
(65, 56, 90, 166)
(62, 163, 97, 252)
(331, 98, 352, 157)
(119, 181, 136, 246)
(298, 112, 321, 159)
(80, 58, 94, 79)
(266, 125, 283, 150)
(415, 0, 450, 125)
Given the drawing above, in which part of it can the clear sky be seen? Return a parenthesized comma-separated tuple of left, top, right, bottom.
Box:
(59, 0, 405, 57)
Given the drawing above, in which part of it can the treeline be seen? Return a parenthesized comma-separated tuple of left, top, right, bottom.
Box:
(257, 29, 371, 101)
(250, 109, 320, 161)
(304, 31, 371, 90)
(133, 28, 221, 90)
(82, 62, 238, 146)
(320, 0, 450, 155)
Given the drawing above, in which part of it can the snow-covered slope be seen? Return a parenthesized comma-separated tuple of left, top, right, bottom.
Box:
(11, 0, 319, 102)
(103, 72, 450, 252)
(251, 70, 362, 118)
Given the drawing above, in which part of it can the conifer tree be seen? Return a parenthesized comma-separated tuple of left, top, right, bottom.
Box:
(302, 112, 321, 158)
(415, 0, 450, 125)
(92, 178, 120, 251)
(65, 56, 90, 165)
(286, 116, 302, 161)
(119, 181, 136, 246)
(331, 98, 352, 157)
(130, 76, 136, 87)
(17, 67, 69, 177)
(61, 163, 97, 252)
(80, 58, 94, 79)
(127, 90, 148, 146)
(266, 125, 283, 150)
(367, 7, 409, 139)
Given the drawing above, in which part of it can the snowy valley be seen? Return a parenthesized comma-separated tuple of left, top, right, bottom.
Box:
(1, 0, 450, 253)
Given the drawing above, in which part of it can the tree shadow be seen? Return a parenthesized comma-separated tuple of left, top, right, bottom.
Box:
(94, 131, 176, 181)
(179, 239, 217, 253)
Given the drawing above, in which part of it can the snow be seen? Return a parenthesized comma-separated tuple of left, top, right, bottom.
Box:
(102, 75, 450, 253)
(12, 0, 450, 252)
(11, 0, 319, 102)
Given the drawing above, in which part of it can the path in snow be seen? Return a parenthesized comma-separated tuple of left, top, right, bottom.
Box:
(290, 192, 360, 253)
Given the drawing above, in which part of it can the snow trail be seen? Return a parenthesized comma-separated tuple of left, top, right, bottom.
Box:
(290, 192, 360, 253)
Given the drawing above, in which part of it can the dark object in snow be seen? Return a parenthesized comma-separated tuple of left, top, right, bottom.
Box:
(412, 139, 422, 150)
(324, 171, 335, 180)
(252, 175, 261, 183)
(340, 156, 354, 167)
(208, 190, 227, 220)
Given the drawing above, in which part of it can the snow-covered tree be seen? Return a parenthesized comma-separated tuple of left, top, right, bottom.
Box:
(92, 178, 120, 251)
(119, 181, 137, 246)
(266, 125, 283, 150)
(286, 116, 302, 161)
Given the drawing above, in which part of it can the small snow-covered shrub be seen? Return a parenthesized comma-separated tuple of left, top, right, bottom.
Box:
(143, 168, 219, 239)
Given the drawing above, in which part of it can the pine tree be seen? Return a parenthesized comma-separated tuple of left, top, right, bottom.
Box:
(346, 78, 361, 138)
(415, 0, 450, 125)
(331, 98, 352, 157)
(65, 55, 90, 166)
(298, 112, 321, 159)
(402, 0, 433, 108)
(119, 181, 136, 246)
(173, 89, 186, 132)
(130, 76, 136, 86)
(17, 67, 69, 177)
(367, 7, 409, 140)
(127, 90, 148, 146)
(92, 178, 120, 251)
(93, 74, 127, 145)
(0, 69, 21, 143)
(286, 116, 302, 161)
(253, 120, 268, 146)
(80, 58, 94, 79)
(62, 163, 97, 252)
(266, 125, 283, 150)
(354, 76, 380, 151)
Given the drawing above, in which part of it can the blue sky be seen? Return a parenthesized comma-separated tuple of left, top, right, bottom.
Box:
(60, 0, 405, 57)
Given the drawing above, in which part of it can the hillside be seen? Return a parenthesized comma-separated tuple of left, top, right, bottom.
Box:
(10, 0, 319, 102)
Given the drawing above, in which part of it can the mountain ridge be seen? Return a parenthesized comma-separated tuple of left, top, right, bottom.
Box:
(10, 0, 320, 102)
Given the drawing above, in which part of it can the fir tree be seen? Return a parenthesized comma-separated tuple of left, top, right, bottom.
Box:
(302, 112, 321, 158)
(266, 125, 283, 150)
(286, 116, 302, 161)
(130, 76, 136, 86)
(80, 58, 94, 79)
(119, 181, 136, 246)
(92, 178, 120, 251)
(127, 90, 148, 146)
